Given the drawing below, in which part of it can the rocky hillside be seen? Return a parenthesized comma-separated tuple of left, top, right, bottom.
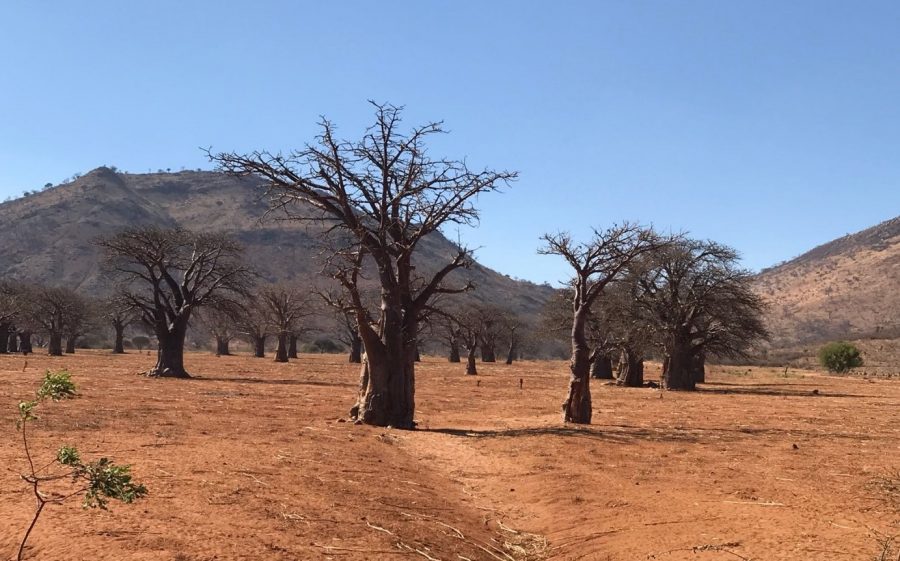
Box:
(754, 215, 900, 346)
(0, 167, 554, 325)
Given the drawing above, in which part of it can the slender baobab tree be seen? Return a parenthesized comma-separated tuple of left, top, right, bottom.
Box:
(539, 224, 666, 424)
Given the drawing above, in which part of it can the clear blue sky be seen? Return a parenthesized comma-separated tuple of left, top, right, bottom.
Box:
(2, 1, 898, 285)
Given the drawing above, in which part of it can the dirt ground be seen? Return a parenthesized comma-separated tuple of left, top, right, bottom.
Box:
(1, 351, 898, 561)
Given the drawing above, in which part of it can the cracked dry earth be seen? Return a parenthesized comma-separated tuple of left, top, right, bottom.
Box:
(1, 351, 898, 560)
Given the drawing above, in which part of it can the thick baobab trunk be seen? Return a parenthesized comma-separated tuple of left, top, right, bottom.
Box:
(414, 347, 421, 362)
(0, 323, 9, 354)
(148, 320, 190, 378)
(288, 334, 298, 359)
(348, 333, 362, 363)
(466, 345, 478, 375)
(65, 336, 76, 354)
(215, 336, 230, 356)
(113, 323, 126, 354)
(351, 293, 416, 429)
(48, 332, 63, 356)
(8, 329, 19, 353)
(481, 341, 496, 362)
(274, 332, 289, 363)
(19, 331, 32, 354)
(616, 347, 644, 387)
(563, 310, 592, 424)
(448, 339, 460, 363)
(662, 336, 695, 390)
(691, 352, 706, 384)
(590, 351, 614, 379)
(253, 336, 266, 358)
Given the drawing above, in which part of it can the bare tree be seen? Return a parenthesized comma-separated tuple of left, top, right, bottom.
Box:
(0, 281, 23, 354)
(101, 294, 138, 354)
(437, 313, 463, 363)
(211, 103, 515, 428)
(539, 224, 666, 424)
(63, 296, 93, 354)
(198, 304, 241, 356)
(18, 286, 86, 356)
(97, 227, 254, 377)
(260, 284, 312, 363)
(237, 297, 271, 358)
(455, 308, 482, 376)
(634, 239, 768, 390)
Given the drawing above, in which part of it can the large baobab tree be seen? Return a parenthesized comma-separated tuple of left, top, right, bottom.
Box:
(539, 224, 665, 424)
(97, 227, 253, 377)
(211, 103, 515, 428)
(635, 239, 768, 390)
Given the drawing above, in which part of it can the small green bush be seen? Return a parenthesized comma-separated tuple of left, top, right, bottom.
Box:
(299, 338, 344, 354)
(818, 341, 863, 373)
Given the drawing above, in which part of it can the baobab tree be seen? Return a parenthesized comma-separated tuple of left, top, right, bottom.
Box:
(97, 227, 254, 377)
(260, 284, 312, 363)
(634, 239, 768, 390)
(455, 307, 482, 376)
(237, 297, 271, 358)
(101, 295, 138, 354)
(19, 286, 86, 356)
(539, 224, 666, 424)
(198, 304, 241, 356)
(0, 281, 22, 354)
(211, 102, 515, 428)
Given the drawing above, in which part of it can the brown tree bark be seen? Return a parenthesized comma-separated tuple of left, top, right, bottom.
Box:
(481, 341, 496, 362)
(466, 345, 478, 375)
(288, 334, 298, 359)
(505, 332, 517, 365)
(616, 347, 644, 387)
(590, 351, 614, 379)
(112, 323, 126, 354)
(448, 341, 461, 363)
(348, 334, 362, 363)
(690, 352, 706, 384)
(19, 331, 32, 354)
(274, 332, 289, 362)
(661, 335, 696, 390)
(352, 299, 416, 428)
(148, 320, 190, 377)
(65, 336, 76, 354)
(48, 332, 63, 356)
(5, 326, 16, 353)
(215, 336, 231, 356)
(253, 335, 266, 358)
(0, 323, 9, 355)
(563, 309, 592, 424)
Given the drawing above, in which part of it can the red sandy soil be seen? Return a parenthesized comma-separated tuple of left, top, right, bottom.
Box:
(1, 351, 898, 561)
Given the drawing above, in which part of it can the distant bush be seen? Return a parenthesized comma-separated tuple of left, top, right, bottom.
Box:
(818, 341, 863, 373)
(299, 338, 344, 354)
(131, 336, 151, 351)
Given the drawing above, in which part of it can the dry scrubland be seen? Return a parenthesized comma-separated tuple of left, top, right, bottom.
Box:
(1, 351, 899, 561)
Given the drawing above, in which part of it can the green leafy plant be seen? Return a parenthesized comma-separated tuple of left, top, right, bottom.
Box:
(15, 370, 147, 560)
(818, 341, 863, 373)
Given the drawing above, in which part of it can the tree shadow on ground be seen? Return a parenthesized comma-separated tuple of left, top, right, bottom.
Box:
(189, 376, 354, 388)
(422, 420, 889, 445)
(696, 384, 876, 399)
